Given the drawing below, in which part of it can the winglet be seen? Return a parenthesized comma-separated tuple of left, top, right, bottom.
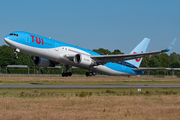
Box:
(162, 38, 176, 52)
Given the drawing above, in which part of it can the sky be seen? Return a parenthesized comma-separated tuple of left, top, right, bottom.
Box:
(0, 0, 180, 54)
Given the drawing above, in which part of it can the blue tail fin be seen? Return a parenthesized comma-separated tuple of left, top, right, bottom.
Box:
(125, 38, 150, 68)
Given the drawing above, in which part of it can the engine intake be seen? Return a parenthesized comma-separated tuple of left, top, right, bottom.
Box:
(33, 56, 55, 67)
(74, 54, 97, 66)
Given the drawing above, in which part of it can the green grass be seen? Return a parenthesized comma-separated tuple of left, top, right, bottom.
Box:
(0, 88, 179, 98)
(1, 80, 180, 85)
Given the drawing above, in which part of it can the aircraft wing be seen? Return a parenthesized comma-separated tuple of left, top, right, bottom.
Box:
(91, 38, 176, 64)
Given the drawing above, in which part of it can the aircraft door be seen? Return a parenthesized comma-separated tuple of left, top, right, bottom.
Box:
(15, 36, 19, 41)
(55, 43, 59, 51)
(26, 35, 30, 43)
(122, 62, 126, 70)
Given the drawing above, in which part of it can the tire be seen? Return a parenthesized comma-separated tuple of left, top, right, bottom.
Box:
(68, 72, 72, 76)
(89, 72, 92, 76)
(65, 73, 68, 77)
(86, 72, 89, 77)
(14, 56, 18, 59)
(62, 73, 65, 77)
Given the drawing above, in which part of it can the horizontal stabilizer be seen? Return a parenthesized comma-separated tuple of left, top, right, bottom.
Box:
(132, 67, 180, 71)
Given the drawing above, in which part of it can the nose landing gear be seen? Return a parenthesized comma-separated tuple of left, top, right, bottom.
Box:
(13, 48, 20, 59)
(14, 55, 18, 59)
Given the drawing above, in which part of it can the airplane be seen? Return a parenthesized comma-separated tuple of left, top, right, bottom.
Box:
(4, 31, 176, 77)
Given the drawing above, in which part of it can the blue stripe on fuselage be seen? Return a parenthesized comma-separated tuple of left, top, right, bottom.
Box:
(116, 61, 137, 68)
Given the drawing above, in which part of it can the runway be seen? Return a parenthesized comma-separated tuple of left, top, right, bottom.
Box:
(0, 84, 179, 89)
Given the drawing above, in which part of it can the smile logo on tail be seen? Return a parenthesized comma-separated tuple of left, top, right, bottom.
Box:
(133, 51, 143, 62)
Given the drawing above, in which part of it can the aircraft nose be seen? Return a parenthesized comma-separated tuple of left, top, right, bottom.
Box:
(4, 37, 7, 42)
(4, 37, 10, 45)
(4, 37, 8, 43)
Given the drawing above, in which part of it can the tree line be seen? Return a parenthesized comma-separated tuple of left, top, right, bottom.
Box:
(0, 45, 180, 75)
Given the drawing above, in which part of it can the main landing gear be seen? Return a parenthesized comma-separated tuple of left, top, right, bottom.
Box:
(62, 65, 72, 77)
(13, 48, 20, 59)
(62, 72, 72, 77)
(86, 72, 96, 77)
(86, 66, 96, 77)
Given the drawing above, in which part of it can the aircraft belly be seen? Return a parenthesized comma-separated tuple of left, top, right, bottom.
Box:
(94, 65, 129, 76)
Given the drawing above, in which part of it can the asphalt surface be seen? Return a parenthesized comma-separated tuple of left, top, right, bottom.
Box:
(0, 84, 179, 89)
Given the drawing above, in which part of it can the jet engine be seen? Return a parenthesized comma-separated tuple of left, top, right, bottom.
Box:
(73, 54, 97, 67)
(33, 56, 55, 67)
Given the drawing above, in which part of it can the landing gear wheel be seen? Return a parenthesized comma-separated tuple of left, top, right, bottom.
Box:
(86, 72, 93, 77)
(62, 65, 73, 77)
(62, 73, 66, 77)
(89, 72, 92, 76)
(86, 66, 95, 77)
(68, 72, 72, 76)
(62, 72, 72, 77)
(86, 72, 89, 77)
(62, 73, 68, 77)
(62, 73, 65, 77)
(14, 56, 18, 59)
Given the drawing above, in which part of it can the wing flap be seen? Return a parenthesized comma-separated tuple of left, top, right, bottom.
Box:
(132, 68, 168, 71)
(91, 51, 161, 63)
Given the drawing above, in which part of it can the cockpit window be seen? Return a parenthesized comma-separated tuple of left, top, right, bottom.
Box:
(9, 33, 18, 36)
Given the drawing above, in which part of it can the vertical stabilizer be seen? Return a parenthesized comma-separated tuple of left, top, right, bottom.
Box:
(125, 38, 150, 68)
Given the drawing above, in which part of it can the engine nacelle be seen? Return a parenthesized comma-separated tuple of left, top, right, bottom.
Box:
(73, 54, 97, 67)
(33, 56, 55, 67)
